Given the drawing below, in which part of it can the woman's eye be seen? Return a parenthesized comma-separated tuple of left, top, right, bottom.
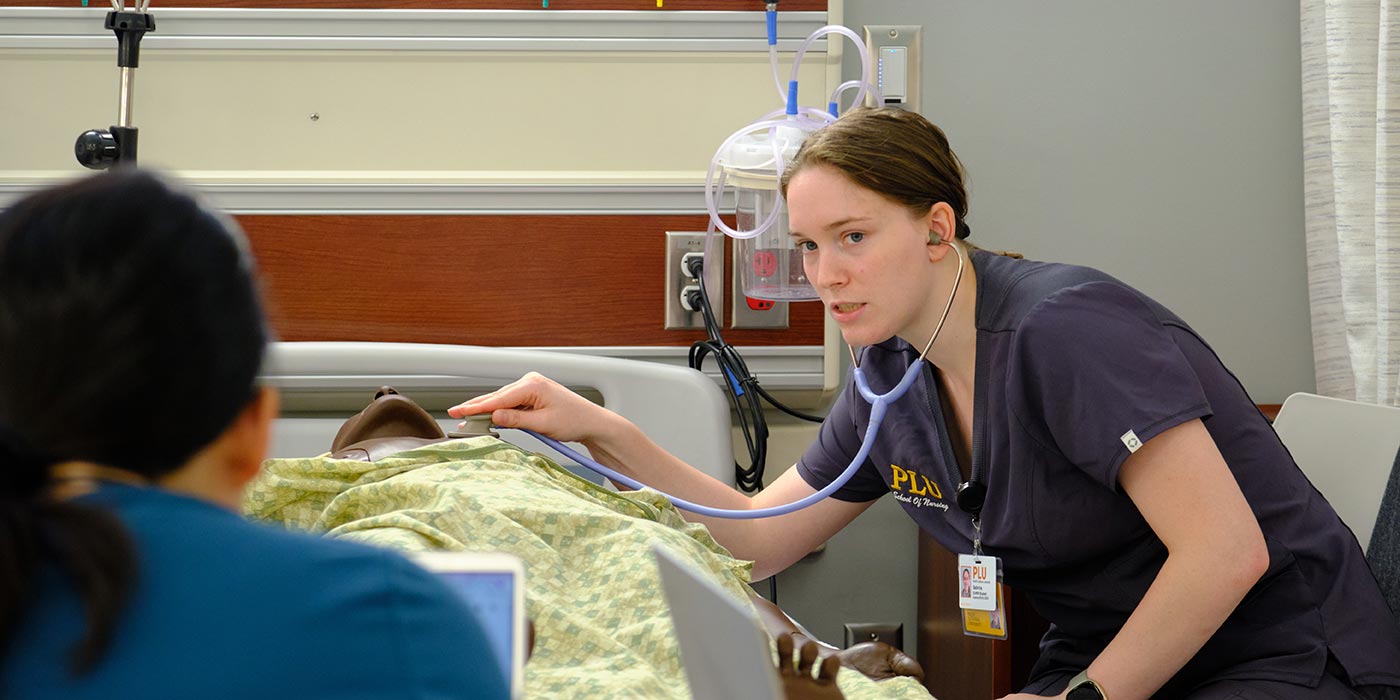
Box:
(845, 232, 865, 244)
(797, 240, 817, 252)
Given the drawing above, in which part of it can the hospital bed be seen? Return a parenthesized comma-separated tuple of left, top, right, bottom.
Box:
(261, 341, 737, 483)
(256, 341, 933, 700)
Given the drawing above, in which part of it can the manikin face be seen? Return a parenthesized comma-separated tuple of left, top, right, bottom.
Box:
(786, 165, 948, 349)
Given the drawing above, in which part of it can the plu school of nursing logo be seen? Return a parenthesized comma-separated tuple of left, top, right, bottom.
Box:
(888, 464, 950, 511)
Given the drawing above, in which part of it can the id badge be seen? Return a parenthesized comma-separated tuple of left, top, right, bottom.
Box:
(957, 553, 1007, 640)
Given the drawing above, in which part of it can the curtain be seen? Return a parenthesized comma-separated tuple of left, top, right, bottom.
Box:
(1301, 0, 1399, 406)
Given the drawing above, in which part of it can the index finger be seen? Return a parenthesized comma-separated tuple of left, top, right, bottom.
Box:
(447, 379, 533, 418)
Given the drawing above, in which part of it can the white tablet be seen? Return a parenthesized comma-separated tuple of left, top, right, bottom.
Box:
(653, 545, 784, 700)
(408, 551, 526, 699)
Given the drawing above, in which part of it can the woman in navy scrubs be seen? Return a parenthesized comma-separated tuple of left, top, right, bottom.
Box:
(454, 108, 1400, 700)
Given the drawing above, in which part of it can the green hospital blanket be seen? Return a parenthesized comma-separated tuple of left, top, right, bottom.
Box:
(244, 438, 933, 700)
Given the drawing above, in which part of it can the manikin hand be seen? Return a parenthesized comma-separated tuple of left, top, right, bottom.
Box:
(836, 641, 925, 682)
(777, 633, 846, 700)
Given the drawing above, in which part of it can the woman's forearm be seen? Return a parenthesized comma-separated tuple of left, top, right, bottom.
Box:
(579, 415, 776, 555)
(581, 416, 870, 577)
(581, 415, 747, 504)
(1081, 546, 1267, 700)
(1077, 419, 1270, 700)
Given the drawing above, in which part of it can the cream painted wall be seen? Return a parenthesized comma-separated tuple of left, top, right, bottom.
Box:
(3, 48, 827, 180)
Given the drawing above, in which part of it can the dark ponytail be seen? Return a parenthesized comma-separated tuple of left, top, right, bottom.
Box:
(0, 428, 51, 659)
(0, 425, 136, 674)
(0, 170, 267, 674)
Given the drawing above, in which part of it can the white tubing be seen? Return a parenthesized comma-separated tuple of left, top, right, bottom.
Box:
(704, 114, 828, 239)
(830, 79, 883, 112)
(790, 25, 872, 114)
(704, 119, 793, 239)
(769, 45, 786, 104)
(705, 24, 876, 241)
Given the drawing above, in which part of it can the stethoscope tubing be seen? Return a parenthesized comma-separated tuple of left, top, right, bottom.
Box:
(520, 360, 922, 519)
(518, 242, 963, 519)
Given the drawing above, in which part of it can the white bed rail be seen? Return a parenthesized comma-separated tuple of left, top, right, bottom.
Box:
(261, 341, 736, 484)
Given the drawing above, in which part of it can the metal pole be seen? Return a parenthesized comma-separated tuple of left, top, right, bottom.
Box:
(118, 66, 135, 127)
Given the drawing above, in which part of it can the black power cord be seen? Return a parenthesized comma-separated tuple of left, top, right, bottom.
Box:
(683, 255, 823, 493)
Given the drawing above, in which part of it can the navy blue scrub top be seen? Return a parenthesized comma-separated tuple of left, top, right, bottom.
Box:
(798, 250, 1400, 693)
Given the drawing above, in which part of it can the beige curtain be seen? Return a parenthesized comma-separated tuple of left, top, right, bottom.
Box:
(1301, 0, 1400, 406)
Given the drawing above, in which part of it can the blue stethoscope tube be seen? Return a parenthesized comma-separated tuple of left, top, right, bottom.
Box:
(520, 360, 922, 520)
(517, 241, 965, 520)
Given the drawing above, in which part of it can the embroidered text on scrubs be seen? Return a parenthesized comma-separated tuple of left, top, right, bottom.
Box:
(889, 464, 949, 510)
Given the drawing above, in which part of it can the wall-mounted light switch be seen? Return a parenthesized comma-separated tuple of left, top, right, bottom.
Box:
(862, 25, 922, 112)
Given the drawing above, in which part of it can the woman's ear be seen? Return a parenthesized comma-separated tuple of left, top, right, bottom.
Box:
(925, 202, 958, 259)
(228, 387, 280, 486)
(159, 386, 280, 509)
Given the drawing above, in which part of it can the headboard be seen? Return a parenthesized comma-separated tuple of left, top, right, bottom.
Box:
(260, 341, 736, 483)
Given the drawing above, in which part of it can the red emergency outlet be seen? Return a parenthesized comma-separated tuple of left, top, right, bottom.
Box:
(752, 250, 778, 277)
(746, 297, 775, 311)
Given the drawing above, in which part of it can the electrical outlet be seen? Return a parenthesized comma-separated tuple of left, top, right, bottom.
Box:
(843, 622, 903, 650)
(664, 231, 723, 330)
(862, 25, 922, 112)
(731, 243, 789, 329)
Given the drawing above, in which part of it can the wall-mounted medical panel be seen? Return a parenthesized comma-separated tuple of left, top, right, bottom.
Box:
(0, 4, 843, 391)
(1, 9, 833, 188)
(237, 212, 830, 388)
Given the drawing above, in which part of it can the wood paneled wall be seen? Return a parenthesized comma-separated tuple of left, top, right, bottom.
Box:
(238, 214, 825, 347)
(13, 0, 832, 347)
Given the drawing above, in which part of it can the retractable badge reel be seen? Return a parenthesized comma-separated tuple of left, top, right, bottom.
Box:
(955, 481, 1007, 640)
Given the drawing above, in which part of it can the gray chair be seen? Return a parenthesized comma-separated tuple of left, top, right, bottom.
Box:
(1272, 393, 1400, 624)
(1271, 393, 1400, 551)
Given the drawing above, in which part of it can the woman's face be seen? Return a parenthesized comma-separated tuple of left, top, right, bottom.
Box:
(786, 165, 941, 348)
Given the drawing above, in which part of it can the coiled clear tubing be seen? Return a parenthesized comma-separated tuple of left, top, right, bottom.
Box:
(704, 24, 879, 243)
(703, 24, 884, 302)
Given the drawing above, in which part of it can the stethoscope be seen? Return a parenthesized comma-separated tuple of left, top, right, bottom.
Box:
(518, 240, 967, 519)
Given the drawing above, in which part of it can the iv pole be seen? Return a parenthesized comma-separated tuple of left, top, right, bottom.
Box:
(75, 0, 154, 169)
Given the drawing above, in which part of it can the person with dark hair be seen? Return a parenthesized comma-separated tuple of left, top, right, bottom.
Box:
(0, 170, 507, 699)
(452, 107, 1400, 700)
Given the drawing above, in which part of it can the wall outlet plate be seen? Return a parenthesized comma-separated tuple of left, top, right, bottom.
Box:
(664, 231, 722, 330)
(843, 622, 903, 650)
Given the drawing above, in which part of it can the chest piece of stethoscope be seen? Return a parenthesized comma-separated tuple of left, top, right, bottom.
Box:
(447, 414, 499, 439)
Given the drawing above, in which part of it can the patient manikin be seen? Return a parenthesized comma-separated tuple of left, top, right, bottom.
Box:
(287, 389, 929, 700)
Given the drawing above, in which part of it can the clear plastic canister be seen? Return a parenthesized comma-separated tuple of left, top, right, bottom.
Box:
(733, 184, 815, 301)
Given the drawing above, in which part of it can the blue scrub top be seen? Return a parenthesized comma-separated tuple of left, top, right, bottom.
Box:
(1, 482, 509, 700)
(798, 250, 1400, 693)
